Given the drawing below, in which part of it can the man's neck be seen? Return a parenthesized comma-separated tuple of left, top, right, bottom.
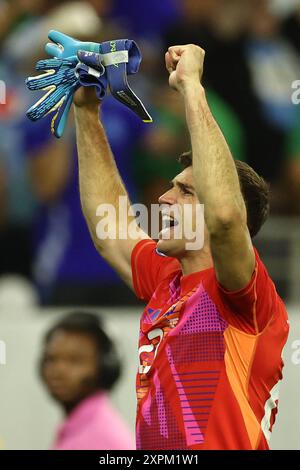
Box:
(180, 247, 213, 277)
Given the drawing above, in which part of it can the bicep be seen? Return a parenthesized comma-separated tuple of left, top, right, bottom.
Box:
(210, 221, 255, 292)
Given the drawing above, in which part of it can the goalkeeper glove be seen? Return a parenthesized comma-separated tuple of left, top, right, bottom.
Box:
(26, 31, 152, 138)
(25, 55, 106, 138)
(46, 31, 152, 122)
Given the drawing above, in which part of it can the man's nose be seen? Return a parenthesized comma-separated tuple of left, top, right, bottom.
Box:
(158, 188, 177, 206)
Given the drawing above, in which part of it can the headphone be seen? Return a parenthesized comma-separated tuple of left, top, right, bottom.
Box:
(92, 315, 122, 390)
(40, 311, 122, 391)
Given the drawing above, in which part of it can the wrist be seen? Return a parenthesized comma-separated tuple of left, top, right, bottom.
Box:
(182, 81, 205, 100)
(73, 87, 101, 110)
(183, 84, 211, 131)
(74, 102, 100, 128)
(74, 101, 100, 114)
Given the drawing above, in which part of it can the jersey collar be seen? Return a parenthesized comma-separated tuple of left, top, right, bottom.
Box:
(179, 267, 213, 295)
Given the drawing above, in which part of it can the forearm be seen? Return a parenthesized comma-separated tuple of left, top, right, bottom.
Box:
(166, 44, 255, 289)
(74, 101, 149, 288)
(74, 104, 130, 251)
(184, 84, 246, 233)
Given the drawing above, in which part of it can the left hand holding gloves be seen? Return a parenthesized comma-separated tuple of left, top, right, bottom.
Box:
(25, 31, 152, 138)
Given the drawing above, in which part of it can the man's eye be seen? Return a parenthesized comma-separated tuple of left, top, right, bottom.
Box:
(182, 187, 193, 195)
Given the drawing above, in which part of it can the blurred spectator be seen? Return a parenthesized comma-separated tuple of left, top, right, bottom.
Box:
(0, 0, 51, 279)
(0, 0, 44, 44)
(280, 0, 300, 54)
(278, 108, 300, 215)
(40, 311, 135, 450)
(245, 0, 300, 213)
(164, 0, 223, 48)
(110, 0, 180, 41)
(0, 61, 37, 278)
(1, 1, 104, 70)
(246, 0, 300, 132)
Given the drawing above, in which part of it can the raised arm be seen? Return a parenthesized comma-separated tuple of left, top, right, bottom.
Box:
(74, 89, 149, 289)
(166, 45, 255, 291)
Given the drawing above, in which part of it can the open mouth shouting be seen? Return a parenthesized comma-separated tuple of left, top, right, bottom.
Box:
(159, 211, 180, 239)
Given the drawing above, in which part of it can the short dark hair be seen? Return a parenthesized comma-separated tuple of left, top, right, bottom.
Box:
(178, 151, 270, 238)
(42, 311, 122, 391)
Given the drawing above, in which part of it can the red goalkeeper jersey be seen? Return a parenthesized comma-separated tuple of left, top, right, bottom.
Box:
(131, 239, 289, 450)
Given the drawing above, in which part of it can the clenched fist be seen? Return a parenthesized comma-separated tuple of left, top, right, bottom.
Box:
(165, 44, 205, 94)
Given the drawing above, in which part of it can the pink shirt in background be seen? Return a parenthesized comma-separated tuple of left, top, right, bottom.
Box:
(52, 392, 135, 450)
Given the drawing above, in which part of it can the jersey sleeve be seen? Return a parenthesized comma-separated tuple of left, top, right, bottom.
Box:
(131, 239, 180, 301)
(205, 249, 278, 334)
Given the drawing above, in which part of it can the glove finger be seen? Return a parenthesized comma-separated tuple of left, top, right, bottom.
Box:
(35, 58, 63, 71)
(26, 70, 56, 91)
(77, 50, 105, 74)
(37, 56, 78, 72)
(45, 42, 63, 58)
(48, 30, 73, 48)
(26, 85, 66, 121)
(48, 30, 84, 59)
(27, 65, 78, 91)
(46, 31, 79, 59)
(51, 91, 75, 138)
(26, 69, 66, 91)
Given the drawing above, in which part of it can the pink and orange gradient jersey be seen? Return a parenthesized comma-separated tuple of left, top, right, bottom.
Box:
(131, 239, 289, 450)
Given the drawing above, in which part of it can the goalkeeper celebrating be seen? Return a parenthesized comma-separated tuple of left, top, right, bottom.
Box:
(74, 45, 289, 450)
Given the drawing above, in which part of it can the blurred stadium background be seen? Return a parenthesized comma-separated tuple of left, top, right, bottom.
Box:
(0, 0, 299, 450)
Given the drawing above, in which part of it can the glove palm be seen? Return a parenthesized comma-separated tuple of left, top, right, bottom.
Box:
(26, 56, 79, 138)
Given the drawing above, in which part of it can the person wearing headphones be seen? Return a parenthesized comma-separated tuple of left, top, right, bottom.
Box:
(39, 311, 135, 450)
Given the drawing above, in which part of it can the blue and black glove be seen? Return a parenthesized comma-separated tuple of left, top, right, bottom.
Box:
(91, 39, 153, 123)
(25, 56, 80, 138)
(25, 54, 106, 138)
(46, 30, 152, 122)
(26, 30, 152, 138)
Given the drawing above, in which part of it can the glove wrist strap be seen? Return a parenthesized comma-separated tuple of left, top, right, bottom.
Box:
(100, 39, 152, 123)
